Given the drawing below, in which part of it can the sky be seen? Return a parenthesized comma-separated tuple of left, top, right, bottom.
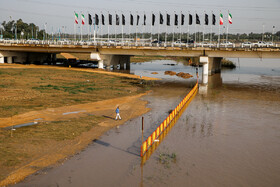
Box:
(0, 0, 279, 35)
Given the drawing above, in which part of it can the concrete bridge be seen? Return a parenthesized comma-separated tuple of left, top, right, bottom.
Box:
(1, 43, 280, 83)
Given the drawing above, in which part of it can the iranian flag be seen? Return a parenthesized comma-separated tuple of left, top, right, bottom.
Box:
(220, 13, 223, 25)
(228, 13, 232, 24)
(74, 12, 78, 24)
(81, 14, 85, 25)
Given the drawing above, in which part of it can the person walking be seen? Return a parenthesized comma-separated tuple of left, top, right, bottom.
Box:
(115, 106, 121, 120)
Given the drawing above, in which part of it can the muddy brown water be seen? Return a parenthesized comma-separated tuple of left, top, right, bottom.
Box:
(15, 59, 280, 187)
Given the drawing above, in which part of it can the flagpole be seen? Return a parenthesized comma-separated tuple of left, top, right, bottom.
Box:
(136, 11, 138, 46)
(218, 11, 221, 47)
(87, 12, 89, 41)
(115, 11, 117, 45)
(218, 24, 220, 47)
(158, 12, 160, 46)
(108, 11, 110, 43)
(210, 11, 213, 45)
(172, 11, 175, 47)
(165, 11, 167, 47)
(74, 22, 76, 41)
(101, 11, 103, 44)
(203, 11, 205, 46)
(187, 11, 190, 48)
(94, 15, 96, 42)
(142, 12, 145, 46)
(121, 11, 124, 46)
(195, 25, 196, 47)
(180, 11, 182, 47)
(129, 12, 131, 46)
(226, 10, 229, 44)
(150, 11, 153, 46)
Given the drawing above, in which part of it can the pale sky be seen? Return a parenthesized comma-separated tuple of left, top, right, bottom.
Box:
(0, 0, 279, 35)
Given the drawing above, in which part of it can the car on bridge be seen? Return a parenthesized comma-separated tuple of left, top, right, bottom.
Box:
(266, 42, 274, 47)
(220, 41, 235, 48)
(252, 41, 267, 48)
(196, 42, 214, 48)
(241, 42, 252, 48)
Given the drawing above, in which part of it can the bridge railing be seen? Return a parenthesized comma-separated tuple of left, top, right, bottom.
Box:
(0, 39, 279, 48)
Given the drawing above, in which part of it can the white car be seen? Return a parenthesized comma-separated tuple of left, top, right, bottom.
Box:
(241, 42, 252, 48)
(266, 42, 274, 47)
(197, 42, 214, 47)
(220, 41, 235, 47)
(252, 41, 267, 47)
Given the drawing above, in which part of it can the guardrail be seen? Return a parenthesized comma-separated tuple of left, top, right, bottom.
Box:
(0, 39, 279, 48)
(140, 82, 199, 157)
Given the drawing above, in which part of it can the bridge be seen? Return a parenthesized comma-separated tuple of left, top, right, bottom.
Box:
(1, 41, 280, 84)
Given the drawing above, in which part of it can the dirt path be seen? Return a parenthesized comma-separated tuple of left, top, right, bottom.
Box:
(0, 92, 151, 186)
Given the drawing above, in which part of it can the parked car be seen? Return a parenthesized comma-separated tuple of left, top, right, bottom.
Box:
(196, 42, 214, 47)
(252, 41, 267, 47)
(220, 41, 235, 47)
(151, 40, 162, 44)
(266, 42, 274, 47)
(241, 42, 252, 48)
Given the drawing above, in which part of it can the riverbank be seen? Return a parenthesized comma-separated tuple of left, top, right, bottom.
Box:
(0, 64, 153, 186)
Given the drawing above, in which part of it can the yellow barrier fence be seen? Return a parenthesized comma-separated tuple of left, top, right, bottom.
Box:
(141, 83, 198, 157)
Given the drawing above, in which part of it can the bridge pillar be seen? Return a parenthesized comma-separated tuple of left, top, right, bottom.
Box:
(98, 60, 104, 69)
(7, 56, 13, 64)
(200, 56, 209, 84)
(126, 61, 130, 70)
(0, 54, 4, 63)
(200, 56, 222, 84)
(120, 62, 125, 70)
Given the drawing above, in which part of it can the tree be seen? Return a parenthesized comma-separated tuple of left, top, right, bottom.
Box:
(1, 19, 44, 39)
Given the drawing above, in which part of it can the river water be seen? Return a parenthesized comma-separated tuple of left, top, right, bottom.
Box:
(15, 58, 280, 187)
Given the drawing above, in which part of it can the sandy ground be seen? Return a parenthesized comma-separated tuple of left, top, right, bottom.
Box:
(0, 64, 154, 186)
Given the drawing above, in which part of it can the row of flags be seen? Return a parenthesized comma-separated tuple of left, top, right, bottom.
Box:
(74, 12, 233, 26)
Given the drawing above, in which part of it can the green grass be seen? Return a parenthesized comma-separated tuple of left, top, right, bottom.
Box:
(0, 67, 146, 118)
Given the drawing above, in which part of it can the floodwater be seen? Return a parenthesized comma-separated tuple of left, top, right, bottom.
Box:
(15, 58, 280, 187)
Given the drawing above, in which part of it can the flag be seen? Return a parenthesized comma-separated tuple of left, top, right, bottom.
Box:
(109, 14, 112, 25)
(102, 14, 105, 25)
(196, 14, 200, 24)
(81, 14, 85, 25)
(122, 14, 125, 25)
(143, 14, 146, 25)
(228, 13, 232, 24)
(88, 14, 92, 25)
(220, 13, 223, 25)
(74, 12, 78, 24)
(175, 14, 178, 25)
(130, 14, 133, 25)
(160, 13, 164, 24)
(189, 14, 193, 25)
(95, 14, 99, 25)
(181, 14, 185, 25)
(116, 14, 120, 25)
(137, 15, 140, 25)
(212, 14, 216, 25)
(152, 14, 155, 26)
(167, 14, 170, 26)
(205, 14, 208, 25)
